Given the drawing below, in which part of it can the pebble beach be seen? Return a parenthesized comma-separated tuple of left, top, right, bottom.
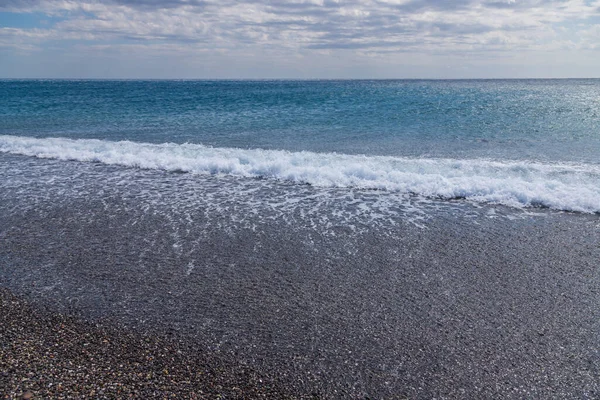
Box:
(0, 288, 305, 399)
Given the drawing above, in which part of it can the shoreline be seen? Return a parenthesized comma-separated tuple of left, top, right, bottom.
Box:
(2, 152, 600, 398)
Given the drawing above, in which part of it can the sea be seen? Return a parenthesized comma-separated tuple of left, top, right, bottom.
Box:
(1, 79, 600, 398)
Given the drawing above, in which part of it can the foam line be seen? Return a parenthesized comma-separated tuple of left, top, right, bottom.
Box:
(2, 135, 599, 213)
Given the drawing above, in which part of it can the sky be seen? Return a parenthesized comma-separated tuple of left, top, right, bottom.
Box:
(0, 0, 599, 78)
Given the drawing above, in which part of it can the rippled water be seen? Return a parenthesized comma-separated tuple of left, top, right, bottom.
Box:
(2, 79, 600, 162)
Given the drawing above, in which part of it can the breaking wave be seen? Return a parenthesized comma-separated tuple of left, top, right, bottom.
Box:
(2, 135, 599, 213)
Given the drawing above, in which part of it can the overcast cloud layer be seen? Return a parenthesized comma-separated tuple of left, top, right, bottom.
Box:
(1, 0, 600, 78)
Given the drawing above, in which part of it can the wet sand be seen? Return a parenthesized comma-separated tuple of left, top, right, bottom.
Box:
(2, 206, 600, 398)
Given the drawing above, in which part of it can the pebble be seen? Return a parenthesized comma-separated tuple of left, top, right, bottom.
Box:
(0, 289, 312, 399)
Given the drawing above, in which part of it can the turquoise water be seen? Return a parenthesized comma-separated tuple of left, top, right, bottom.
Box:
(2, 79, 599, 162)
(1, 79, 600, 212)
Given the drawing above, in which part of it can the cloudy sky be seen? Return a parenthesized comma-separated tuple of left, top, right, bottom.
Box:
(1, 0, 599, 78)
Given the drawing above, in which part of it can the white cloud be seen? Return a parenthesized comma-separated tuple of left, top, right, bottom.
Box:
(1, 0, 599, 77)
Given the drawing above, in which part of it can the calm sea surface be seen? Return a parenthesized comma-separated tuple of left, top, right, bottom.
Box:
(2, 79, 600, 161)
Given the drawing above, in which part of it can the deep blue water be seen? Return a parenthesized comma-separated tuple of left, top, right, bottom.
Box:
(1, 79, 599, 162)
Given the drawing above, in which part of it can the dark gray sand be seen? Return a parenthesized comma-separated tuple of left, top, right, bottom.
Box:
(2, 155, 600, 398)
(3, 205, 600, 399)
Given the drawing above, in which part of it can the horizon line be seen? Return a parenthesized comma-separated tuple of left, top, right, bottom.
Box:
(2, 77, 600, 81)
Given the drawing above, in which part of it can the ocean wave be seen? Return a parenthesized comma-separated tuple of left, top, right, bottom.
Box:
(1, 135, 599, 213)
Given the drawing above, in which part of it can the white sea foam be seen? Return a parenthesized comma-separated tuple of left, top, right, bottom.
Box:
(1, 135, 600, 213)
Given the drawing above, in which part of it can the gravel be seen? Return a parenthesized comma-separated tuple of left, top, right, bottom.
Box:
(0, 288, 309, 399)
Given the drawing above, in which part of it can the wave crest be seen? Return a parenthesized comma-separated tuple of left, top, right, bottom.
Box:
(1, 135, 599, 213)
